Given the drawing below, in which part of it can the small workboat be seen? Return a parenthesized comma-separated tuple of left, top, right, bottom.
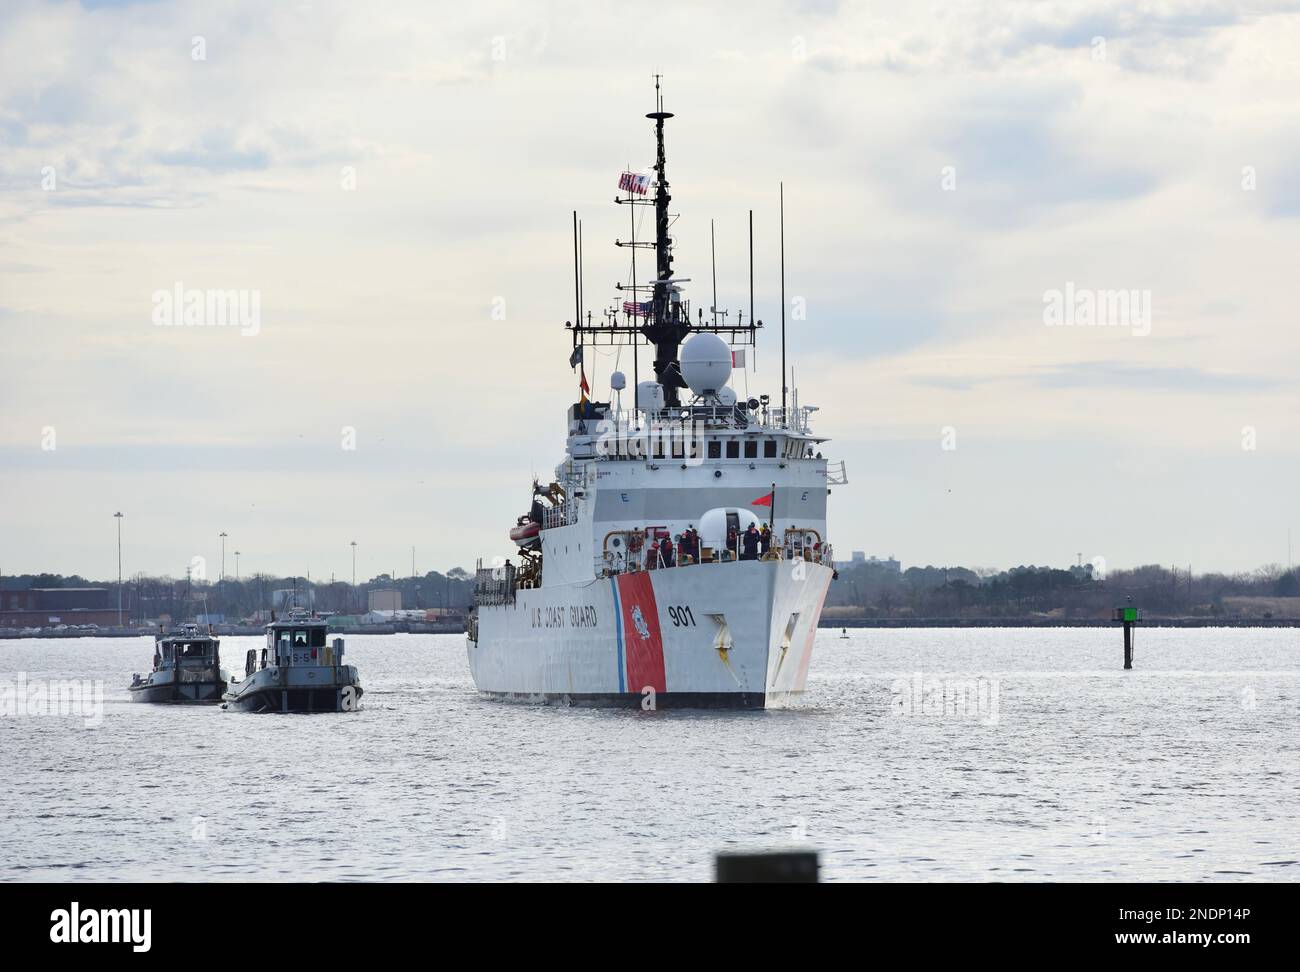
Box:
(221, 610, 363, 713)
(129, 622, 228, 703)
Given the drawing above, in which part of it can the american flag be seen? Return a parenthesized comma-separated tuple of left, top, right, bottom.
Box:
(623, 300, 650, 317)
(618, 171, 651, 195)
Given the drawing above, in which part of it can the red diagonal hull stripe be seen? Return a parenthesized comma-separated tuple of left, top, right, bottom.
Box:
(616, 572, 667, 694)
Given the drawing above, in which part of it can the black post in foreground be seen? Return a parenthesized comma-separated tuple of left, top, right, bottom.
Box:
(716, 850, 818, 883)
(1113, 603, 1141, 669)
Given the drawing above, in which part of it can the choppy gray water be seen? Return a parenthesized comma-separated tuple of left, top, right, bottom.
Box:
(1, 628, 1297, 882)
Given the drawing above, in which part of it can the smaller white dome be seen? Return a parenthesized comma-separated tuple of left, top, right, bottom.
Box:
(697, 507, 762, 551)
(636, 381, 665, 411)
(610, 371, 627, 391)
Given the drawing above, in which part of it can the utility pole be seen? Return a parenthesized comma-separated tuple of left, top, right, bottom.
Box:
(235, 550, 241, 581)
(218, 531, 228, 618)
(114, 512, 124, 627)
(780, 181, 787, 418)
(350, 541, 358, 613)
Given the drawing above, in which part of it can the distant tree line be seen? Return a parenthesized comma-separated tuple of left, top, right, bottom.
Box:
(0, 569, 475, 624)
(5, 561, 1298, 622)
(826, 562, 1300, 619)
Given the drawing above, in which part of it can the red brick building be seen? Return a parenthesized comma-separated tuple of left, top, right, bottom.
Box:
(0, 588, 120, 627)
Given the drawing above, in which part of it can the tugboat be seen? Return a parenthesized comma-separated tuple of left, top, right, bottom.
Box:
(221, 610, 362, 713)
(129, 622, 228, 703)
(466, 82, 846, 708)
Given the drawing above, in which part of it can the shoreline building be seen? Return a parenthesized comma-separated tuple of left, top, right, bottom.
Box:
(834, 552, 902, 576)
(0, 588, 118, 628)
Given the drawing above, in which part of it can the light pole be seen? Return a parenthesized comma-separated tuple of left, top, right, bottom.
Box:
(218, 531, 228, 620)
(235, 551, 241, 581)
(114, 512, 124, 627)
(350, 540, 357, 613)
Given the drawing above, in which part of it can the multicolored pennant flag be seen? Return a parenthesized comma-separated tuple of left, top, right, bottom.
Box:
(732, 348, 746, 368)
(618, 171, 651, 195)
(580, 366, 590, 405)
(622, 300, 650, 317)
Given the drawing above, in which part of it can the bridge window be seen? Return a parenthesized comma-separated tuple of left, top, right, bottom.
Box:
(744, 440, 758, 459)
(764, 439, 777, 458)
(725, 440, 739, 459)
(707, 440, 721, 459)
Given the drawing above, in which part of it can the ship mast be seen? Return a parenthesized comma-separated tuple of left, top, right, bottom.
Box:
(569, 78, 760, 406)
(643, 76, 691, 406)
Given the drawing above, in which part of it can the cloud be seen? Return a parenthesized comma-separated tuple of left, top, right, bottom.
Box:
(0, 0, 1297, 575)
(910, 361, 1280, 393)
(1030, 360, 1281, 392)
(805, 1, 1285, 77)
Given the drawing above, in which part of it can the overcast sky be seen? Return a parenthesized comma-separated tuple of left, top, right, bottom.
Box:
(2, 0, 1298, 582)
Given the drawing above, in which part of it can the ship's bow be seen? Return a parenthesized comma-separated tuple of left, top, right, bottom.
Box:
(760, 560, 833, 706)
(470, 558, 833, 709)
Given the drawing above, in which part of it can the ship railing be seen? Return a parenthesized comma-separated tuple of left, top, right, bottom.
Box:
(766, 407, 815, 434)
(599, 405, 745, 436)
(606, 404, 815, 434)
(598, 535, 836, 576)
(472, 561, 517, 606)
(821, 460, 849, 485)
(541, 504, 576, 530)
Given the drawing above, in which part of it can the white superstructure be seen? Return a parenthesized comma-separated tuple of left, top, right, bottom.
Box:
(467, 86, 846, 708)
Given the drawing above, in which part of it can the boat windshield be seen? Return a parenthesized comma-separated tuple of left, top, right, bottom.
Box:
(275, 628, 327, 649)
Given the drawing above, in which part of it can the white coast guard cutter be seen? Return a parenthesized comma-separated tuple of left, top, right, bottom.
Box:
(467, 85, 847, 708)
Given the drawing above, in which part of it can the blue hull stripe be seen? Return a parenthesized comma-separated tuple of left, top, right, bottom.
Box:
(609, 576, 626, 693)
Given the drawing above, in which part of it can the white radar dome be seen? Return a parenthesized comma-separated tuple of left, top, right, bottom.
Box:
(637, 381, 665, 411)
(697, 507, 762, 552)
(680, 332, 732, 396)
(716, 386, 737, 407)
(610, 371, 627, 391)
